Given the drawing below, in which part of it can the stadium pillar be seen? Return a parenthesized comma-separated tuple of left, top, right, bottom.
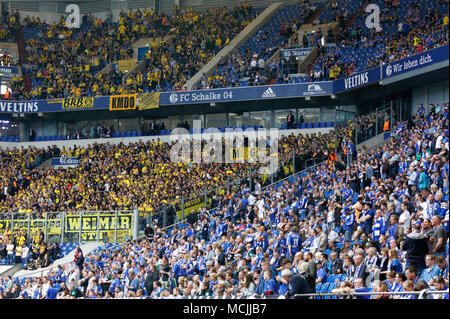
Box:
(61, 212, 65, 243)
(27, 212, 31, 244)
(181, 196, 185, 222)
(10, 212, 14, 235)
(133, 208, 139, 240)
(163, 204, 167, 229)
(114, 211, 118, 243)
(334, 107, 337, 156)
(292, 144, 296, 175)
(78, 212, 82, 243)
(97, 211, 100, 243)
(44, 213, 48, 242)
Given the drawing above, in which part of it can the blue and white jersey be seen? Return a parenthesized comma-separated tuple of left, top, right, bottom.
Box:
(343, 188, 354, 201)
(399, 161, 409, 174)
(286, 232, 301, 255)
(343, 213, 355, 231)
(216, 222, 228, 237)
(387, 223, 399, 243)
(299, 196, 309, 209)
(277, 237, 288, 257)
(372, 217, 387, 241)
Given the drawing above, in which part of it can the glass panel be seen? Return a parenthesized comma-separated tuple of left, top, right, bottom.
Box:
(0, 119, 19, 137)
(336, 110, 346, 126)
(250, 110, 271, 128)
(57, 121, 76, 137)
(229, 112, 268, 128)
(117, 118, 139, 133)
(205, 113, 227, 129)
(320, 107, 335, 122)
(157, 116, 177, 131)
(274, 109, 296, 128)
(298, 108, 320, 123)
(76, 119, 118, 138)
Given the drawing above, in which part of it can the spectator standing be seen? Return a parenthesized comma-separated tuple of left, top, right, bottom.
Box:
(402, 223, 429, 274)
(286, 111, 295, 130)
(431, 215, 447, 257)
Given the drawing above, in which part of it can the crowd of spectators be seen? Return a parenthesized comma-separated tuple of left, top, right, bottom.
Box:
(9, 3, 257, 100)
(0, 9, 20, 43)
(126, 4, 257, 93)
(17, 9, 157, 100)
(0, 101, 447, 299)
(3, 1, 449, 100)
(195, 0, 448, 88)
(0, 226, 64, 272)
(197, 1, 316, 89)
(0, 113, 356, 217)
(0, 140, 257, 215)
(308, 0, 449, 81)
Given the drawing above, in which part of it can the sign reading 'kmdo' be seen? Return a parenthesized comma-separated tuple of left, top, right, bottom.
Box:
(109, 94, 137, 111)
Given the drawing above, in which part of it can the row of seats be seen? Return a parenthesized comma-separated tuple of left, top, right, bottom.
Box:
(0, 135, 19, 142)
(0, 123, 335, 143)
(280, 121, 335, 129)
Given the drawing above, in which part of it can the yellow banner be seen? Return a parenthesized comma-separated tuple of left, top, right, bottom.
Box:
(77, 229, 132, 242)
(64, 213, 133, 232)
(117, 58, 137, 72)
(62, 97, 94, 110)
(109, 94, 137, 111)
(0, 219, 62, 235)
(138, 92, 160, 110)
(176, 198, 212, 220)
(229, 147, 259, 161)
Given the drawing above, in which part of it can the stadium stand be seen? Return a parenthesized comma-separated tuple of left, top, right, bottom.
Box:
(0, 0, 448, 302)
(197, 1, 320, 89)
(0, 102, 448, 298)
(10, 4, 260, 100)
(308, 0, 449, 81)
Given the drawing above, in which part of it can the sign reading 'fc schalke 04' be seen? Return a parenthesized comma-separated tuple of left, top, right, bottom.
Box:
(160, 82, 334, 106)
